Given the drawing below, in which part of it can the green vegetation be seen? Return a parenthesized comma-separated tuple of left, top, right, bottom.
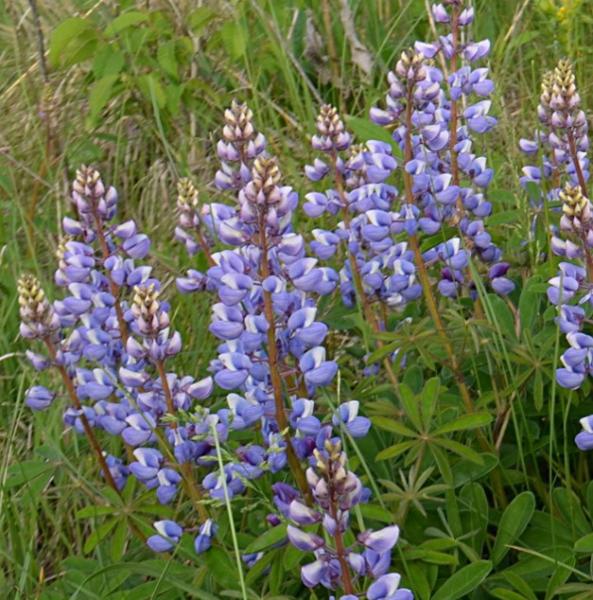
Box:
(2, 0, 593, 598)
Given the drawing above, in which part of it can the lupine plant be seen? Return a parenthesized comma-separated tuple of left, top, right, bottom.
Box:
(519, 59, 593, 450)
(12, 0, 593, 598)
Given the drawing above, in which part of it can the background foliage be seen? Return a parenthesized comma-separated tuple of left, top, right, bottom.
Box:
(3, 0, 593, 598)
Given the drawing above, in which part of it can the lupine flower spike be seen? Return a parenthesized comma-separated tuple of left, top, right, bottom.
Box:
(19, 167, 221, 550)
(284, 435, 412, 598)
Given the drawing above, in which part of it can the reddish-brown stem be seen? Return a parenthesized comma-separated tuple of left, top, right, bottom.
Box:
(444, 7, 484, 316)
(403, 88, 507, 505)
(197, 230, 216, 267)
(567, 131, 589, 198)
(449, 6, 463, 215)
(550, 149, 562, 191)
(155, 358, 209, 522)
(328, 462, 354, 594)
(258, 213, 312, 504)
(155, 359, 176, 416)
(330, 155, 400, 391)
(91, 208, 129, 345)
(578, 232, 593, 282)
(43, 337, 120, 493)
(403, 92, 475, 416)
(403, 92, 483, 416)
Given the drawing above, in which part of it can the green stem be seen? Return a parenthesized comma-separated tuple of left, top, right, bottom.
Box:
(212, 423, 248, 600)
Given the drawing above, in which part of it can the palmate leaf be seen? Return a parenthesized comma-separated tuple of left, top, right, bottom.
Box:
(371, 416, 417, 437)
(451, 449, 500, 489)
(430, 445, 454, 485)
(500, 572, 538, 600)
(433, 438, 484, 465)
(243, 523, 287, 554)
(400, 383, 423, 430)
(83, 518, 118, 554)
(110, 519, 128, 562)
(459, 483, 489, 553)
(420, 377, 441, 429)
(405, 548, 459, 565)
(71, 560, 219, 600)
(492, 492, 536, 565)
(434, 411, 493, 435)
(552, 487, 590, 538)
(376, 441, 417, 461)
(75, 505, 117, 519)
(574, 533, 593, 552)
(490, 588, 528, 600)
(358, 503, 394, 524)
(432, 560, 492, 600)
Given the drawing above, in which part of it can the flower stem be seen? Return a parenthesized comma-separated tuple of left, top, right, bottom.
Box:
(212, 422, 248, 600)
(402, 98, 508, 506)
(91, 208, 129, 345)
(197, 230, 216, 267)
(331, 155, 400, 392)
(43, 337, 120, 493)
(155, 358, 209, 522)
(448, 5, 463, 218)
(257, 210, 312, 504)
(403, 93, 476, 414)
(328, 458, 354, 595)
(567, 131, 589, 198)
(44, 339, 154, 532)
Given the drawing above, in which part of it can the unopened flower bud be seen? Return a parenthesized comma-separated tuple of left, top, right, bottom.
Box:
(177, 178, 200, 209)
(223, 100, 256, 143)
(312, 105, 352, 152)
(560, 184, 591, 233)
(17, 274, 59, 339)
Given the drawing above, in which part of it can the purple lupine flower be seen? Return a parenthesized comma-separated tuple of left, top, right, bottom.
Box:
(556, 304, 585, 334)
(122, 412, 157, 446)
(359, 526, 400, 554)
(186, 126, 342, 504)
(215, 100, 267, 192)
(488, 263, 514, 296)
(155, 468, 182, 504)
(306, 105, 422, 317)
(556, 332, 593, 389)
(225, 393, 264, 429)
(202, 463, 245, 500)
(299, 347, 338, 387)
(25, 385, 55, 411)
(287, 525, 325, 551)
(285, 436, 408, 597)
(102, 454, 129, 490)
(19, 167, 224, 558)
(547, 262, 585, 305)
(576, 416, 593, 451)
(368, 573, 414, 600)
(129, 447, 163, 483)
(520, 61, 589, 231)
(370, 12, 511, 299)
(175, 178, 213, 258)
(194, 519, 218, 553)
(332, 401, 371, 438)
(147, 520, 183, 553)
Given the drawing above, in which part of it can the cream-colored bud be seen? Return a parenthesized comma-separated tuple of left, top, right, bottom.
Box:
(177, 178, 199, 208)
